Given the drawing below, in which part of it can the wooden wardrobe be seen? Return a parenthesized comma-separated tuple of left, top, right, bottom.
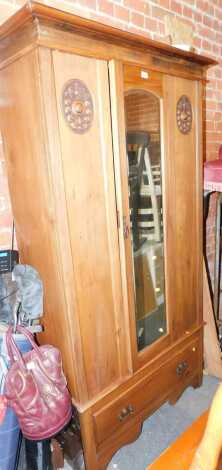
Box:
(0, 3, 216, 468)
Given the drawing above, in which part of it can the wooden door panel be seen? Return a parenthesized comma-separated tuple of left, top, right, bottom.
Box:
(53, 51, 130, 398)
(0, 50, 85, 400)
(163, 76, 202, 339)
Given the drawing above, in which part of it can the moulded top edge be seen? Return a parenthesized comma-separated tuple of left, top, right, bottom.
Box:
(0, 0, 218, 68)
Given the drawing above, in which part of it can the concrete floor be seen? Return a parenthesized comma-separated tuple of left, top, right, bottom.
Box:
(108, 375, 220, 470)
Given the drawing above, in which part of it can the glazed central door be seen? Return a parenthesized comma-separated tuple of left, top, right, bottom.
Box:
(124, 68, 166, 352)
(109, 62, 171, 370)
(109, 62, 202, 371)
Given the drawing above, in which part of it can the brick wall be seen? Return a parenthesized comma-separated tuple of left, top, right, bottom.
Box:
(0, 0, 221, 265)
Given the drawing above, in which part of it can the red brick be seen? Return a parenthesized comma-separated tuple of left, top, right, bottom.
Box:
(216, 32, 222, 43)
(193, 11, 202, 23)
(114, 5, 129, 22)
(196, 0, 214, 16)
(97, 0, 114, 16)
(214, 69, 222, 79)
(131, 11, 144, 28)
(216, 80, 222, 90)
(153, 33, 166, 42)
(159, 21, 165, 35)
(202, 39, 213, 52)
(76, 0, 97, 8)
(124, 0, 150, 15)
(203, 14, 213, 28)
(193, 37, 202, 49)
(207, 142, 220, 153)
(213, 19, 221, 33)
(212, 44, 220, 57)
(214, 111, 222, 121)
(198, 26, 216, 41)
(184, 0, 197, 4)
(214, 7, 222, 22)
(206, 99, 217, 110)
(207, 78, 217, 89)
(183, 6, 193, 18)
(145, 17, 159, 33)
(152, 6, 166, 21)
(206, 111, 215, 121)
(181, 18, 194, 29)
(170, 0, 182, 15)
(207, 68, 217, 79)
(90, 12, 123, 29)
(206, 121, 215, 131)
(126, 24, 151, 38)
(156, 0, 170, 9)
(216, 122, 222, 131)
(206, 131, 221, 142)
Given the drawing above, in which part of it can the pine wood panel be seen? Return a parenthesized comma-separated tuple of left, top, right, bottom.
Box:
(53, 51, 130, 399)
(0, 49, 82, 400)
(163, 76, 202, 339)
(37, 46, 88, 402)
(124, 65, 163, 98)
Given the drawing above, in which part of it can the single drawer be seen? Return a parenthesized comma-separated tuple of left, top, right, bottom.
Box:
(93, 339, 200, 445)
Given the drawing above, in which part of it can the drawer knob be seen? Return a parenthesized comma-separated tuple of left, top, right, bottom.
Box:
(118, 404, 134, 422)
(176, 361, 188, 376)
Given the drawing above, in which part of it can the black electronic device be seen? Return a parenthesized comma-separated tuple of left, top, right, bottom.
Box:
(0, 249, 19, 273)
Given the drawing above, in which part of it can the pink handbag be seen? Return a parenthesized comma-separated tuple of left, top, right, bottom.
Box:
(4, 325, 72, 440)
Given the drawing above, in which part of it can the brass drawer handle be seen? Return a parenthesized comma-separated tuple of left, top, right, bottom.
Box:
(176, 361, 188, 376)
(118, 404, 134, 422)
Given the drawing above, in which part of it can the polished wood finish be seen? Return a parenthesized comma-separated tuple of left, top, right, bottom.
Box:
(93, 338, 200, 446)
(163, 75, 202, 340)
(0, 2, 216, 66)
(0, 3, 215, 469)
(0, 49, 85, 402)
(0, 2, 216, 80)
(53, 50, 129, 399)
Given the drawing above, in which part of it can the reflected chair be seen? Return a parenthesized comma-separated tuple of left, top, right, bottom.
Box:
(126, 131, 162, 249)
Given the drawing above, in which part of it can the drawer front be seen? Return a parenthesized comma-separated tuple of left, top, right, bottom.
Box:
(93, 339, 200, 445)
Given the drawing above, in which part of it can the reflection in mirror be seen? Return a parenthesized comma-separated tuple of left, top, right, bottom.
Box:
(124, 90, 166, 352)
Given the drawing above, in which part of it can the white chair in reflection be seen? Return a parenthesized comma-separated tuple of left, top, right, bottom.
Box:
(127, 131, 163, 312)
(140, 148, 162, 243)
(127, 131, 162, 247)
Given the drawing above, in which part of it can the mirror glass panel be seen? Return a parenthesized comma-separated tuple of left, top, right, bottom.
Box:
(124, 89, 166, 352)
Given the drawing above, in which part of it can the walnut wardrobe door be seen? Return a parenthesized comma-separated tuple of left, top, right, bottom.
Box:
(53, 51, 130, 399)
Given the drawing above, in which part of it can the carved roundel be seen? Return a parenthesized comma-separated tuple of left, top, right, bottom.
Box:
(62, 79, 94, 134)
(176, 95, 192, 134)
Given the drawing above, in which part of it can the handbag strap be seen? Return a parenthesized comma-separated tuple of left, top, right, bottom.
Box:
(6, 325, 42, 366)
(0, 355, 8, 394)
(6, 326, 24, 366)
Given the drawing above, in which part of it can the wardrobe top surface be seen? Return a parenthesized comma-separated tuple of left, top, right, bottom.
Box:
(0, 1, 217, 68)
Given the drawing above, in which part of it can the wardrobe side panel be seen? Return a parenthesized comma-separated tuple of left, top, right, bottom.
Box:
(163, 75, 202, 339)
(0, 50, 82, 400)
(53, 51, 127, 398)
